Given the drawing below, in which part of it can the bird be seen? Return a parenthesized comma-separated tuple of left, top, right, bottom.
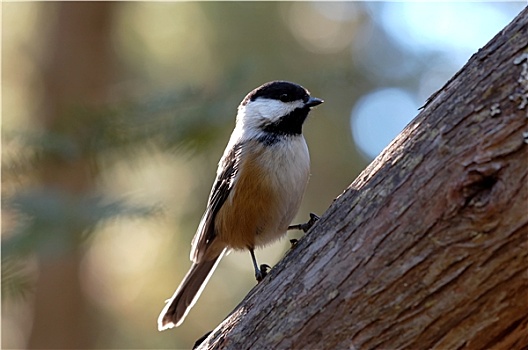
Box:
(158, 80, 323, 331)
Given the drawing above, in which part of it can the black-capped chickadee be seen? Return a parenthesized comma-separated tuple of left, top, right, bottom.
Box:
(158, 81, 323, 331)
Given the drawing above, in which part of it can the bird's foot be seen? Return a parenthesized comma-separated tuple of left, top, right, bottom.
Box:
(288, 213, 320, 233)
(255, 264, 271, 282)
(290, 239, 299, 249)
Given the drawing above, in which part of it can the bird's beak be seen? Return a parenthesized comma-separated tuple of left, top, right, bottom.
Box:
(305, 97, 324, 108)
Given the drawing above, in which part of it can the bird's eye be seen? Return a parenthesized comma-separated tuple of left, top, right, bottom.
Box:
(279, 94, 289, 102)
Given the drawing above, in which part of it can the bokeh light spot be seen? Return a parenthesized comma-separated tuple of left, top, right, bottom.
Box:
(286, 2, 360, 54)
(350, 88, 419, 160)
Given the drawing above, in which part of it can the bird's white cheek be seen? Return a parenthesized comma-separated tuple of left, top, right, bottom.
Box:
(246, 99, 304, 122)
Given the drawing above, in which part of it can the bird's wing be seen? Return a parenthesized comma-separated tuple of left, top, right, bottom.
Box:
(190, 142, 243, 262)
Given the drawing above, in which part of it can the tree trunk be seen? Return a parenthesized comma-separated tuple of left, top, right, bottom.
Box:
(27, 3, 116, 349)
(199, 8, 528, 350)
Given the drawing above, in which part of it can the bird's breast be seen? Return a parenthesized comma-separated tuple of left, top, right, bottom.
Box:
(215, 136, 310, 249)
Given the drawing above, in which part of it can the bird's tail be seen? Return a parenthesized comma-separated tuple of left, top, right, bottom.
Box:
(158, 249, 226, 331)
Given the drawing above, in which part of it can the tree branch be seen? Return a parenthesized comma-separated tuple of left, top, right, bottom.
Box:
(199, 8, 528, 349)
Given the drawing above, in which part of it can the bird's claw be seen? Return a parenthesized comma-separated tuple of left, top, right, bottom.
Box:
(256, 264, 271, 282)
(288, 212, 320, 232)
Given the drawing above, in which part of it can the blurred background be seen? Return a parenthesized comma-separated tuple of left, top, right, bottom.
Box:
(2, 2, 525, 349)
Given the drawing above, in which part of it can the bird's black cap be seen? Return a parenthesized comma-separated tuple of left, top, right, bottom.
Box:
(241, 81, 312, 106)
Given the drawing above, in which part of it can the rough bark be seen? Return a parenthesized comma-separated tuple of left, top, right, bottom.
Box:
(199, 8, 528, 350)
